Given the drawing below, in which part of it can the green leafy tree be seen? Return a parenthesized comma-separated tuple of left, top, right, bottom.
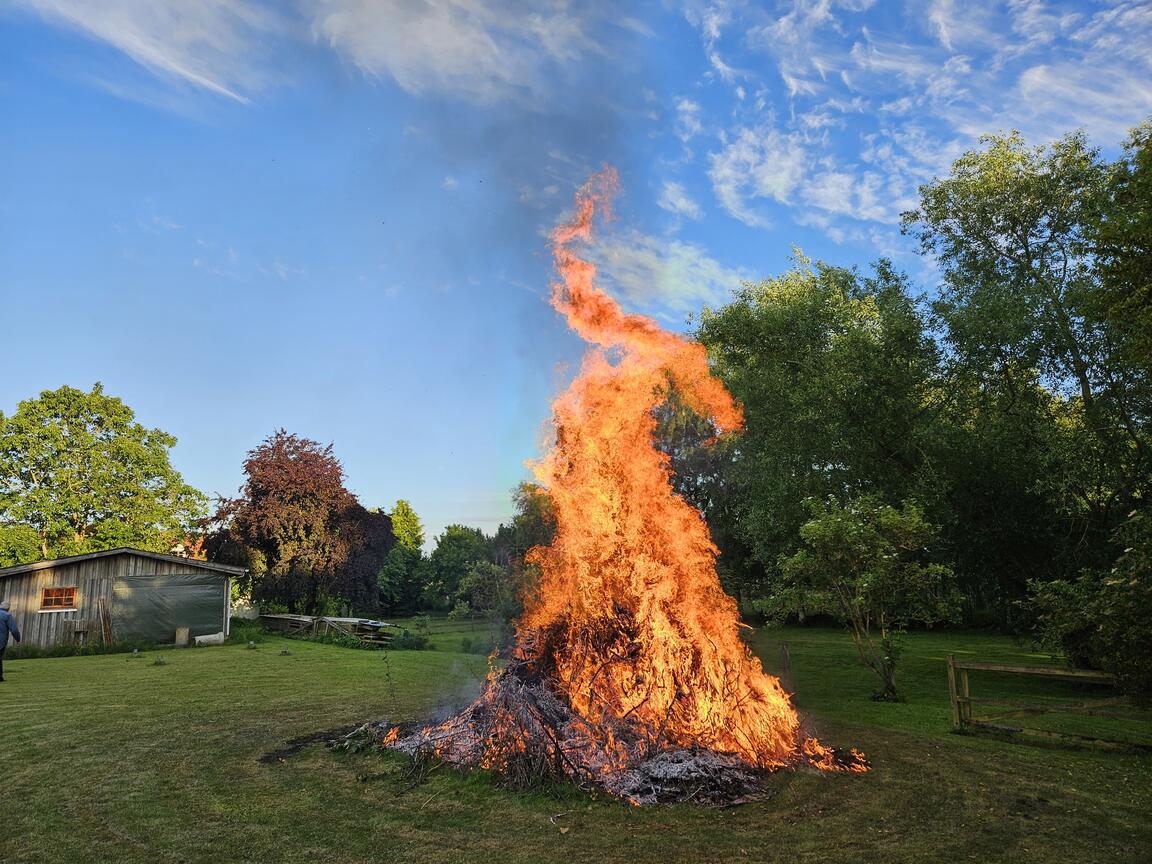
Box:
(0, 523, 41, 567)
(1090, 120, 1152, 373)
(902, 130, 1110, 405)
(456, 560, 520, 618)
(0, 384, 206, 559)
(389, 499, 425, 552)
(490, 482, 555, 567)
(926, 373, 1071, 621)
(377, 544, 431, 614)
(426, 524, 490, 609)
(779, 496, 959, 701)
(696, 256, 942, 589)
(376, 499, 431, 614)
(654, 383, 760, 603)
(903, 130, 1151, 558)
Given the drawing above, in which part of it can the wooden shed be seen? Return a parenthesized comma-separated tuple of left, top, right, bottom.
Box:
(0, 548, 245, 649)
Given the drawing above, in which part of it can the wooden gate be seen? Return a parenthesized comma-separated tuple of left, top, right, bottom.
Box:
(946, 655, 1150, 751)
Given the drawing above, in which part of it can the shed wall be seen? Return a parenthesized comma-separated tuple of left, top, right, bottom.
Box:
(0, 555, 230, 648)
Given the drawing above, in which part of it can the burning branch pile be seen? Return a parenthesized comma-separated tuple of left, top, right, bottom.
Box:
(383, 169, 868, 803)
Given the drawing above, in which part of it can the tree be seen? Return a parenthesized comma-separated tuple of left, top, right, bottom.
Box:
(696, 257, 942, 590)
(903, 131, 1110, 403)
(903, 130, 1151, 555)
(654, 383, 759, 602)
(0, 383, 206, 559)
(1031, 509, 1152, 693)
(389, 499, 425, 552)
(378, 545, 427, 613)
(926, 373, 1071, 621)
(0, 523, 41, 568)
(208, 430, 390, 615)
(427, 524, 490, 609)
(490, 482, 555, 567)
(330, 504, 394, 614)
(779, 496, 958, 701)
(455, 560, 517, 618)
(1090, 120, 1152, 373)
(376, 499, 431, 614)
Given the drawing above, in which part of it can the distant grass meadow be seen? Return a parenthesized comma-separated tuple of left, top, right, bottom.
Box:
(1, 622, 1150, 864)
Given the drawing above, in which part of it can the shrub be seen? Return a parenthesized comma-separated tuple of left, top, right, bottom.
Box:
(1032, 509, 1152, 693)
(390, 629, 429, 651)
(227, 617, 267, 645)
(288, 629, 382, 651)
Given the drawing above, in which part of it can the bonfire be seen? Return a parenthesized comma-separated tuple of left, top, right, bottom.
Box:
(380, 169, 868, 804)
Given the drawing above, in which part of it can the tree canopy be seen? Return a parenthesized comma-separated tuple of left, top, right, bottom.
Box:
(668, 118, 1152, 688)
(389, 499, 425, 552)
(207, 430, 391, 615)
(779, 496, 958, 700)
(0, 383, 205, 561)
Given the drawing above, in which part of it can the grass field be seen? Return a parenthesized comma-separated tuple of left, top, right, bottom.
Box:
(2, 625, 1150, 864)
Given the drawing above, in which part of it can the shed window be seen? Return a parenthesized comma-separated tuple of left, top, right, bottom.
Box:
(40, 587, 77, 610)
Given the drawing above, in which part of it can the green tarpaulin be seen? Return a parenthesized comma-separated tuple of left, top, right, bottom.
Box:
(111, 572, 227, 643)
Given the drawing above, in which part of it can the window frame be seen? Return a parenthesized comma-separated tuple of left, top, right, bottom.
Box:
(39, 586, 78, 612)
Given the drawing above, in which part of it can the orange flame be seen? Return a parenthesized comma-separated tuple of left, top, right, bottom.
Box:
(386, 169, 866, 798)
(520, 166, 801, 766)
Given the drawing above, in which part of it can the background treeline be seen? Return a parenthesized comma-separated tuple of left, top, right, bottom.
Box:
(1, 122, 1147, 689)
(658, 122, 1151, 690)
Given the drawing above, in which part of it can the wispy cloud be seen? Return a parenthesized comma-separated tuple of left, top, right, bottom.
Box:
(13, 0, 629, 110)
(306, 0, 613, 106)
(589, 227, 749, 314)
(675, 98, 704, 141)
(707, 125, 808, 227)
(657, 181, 704, 220)
(687, 0, 1152, 243)
(10, 0, 281, 102)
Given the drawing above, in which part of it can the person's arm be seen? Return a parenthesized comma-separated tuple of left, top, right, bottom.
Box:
(8, 614, 18, 643)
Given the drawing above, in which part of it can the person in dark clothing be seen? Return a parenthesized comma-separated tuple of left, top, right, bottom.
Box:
(0, 599, 21, 682)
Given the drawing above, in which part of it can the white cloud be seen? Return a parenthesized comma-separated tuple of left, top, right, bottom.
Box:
(657, 181, 704, 220)
(10, 0, 280, 101)
(924, 0, 1003, 53)
(804, 169, 889, 222)
(306, 0, 607, 105)
(15, 0, 622, 108)
(707, 126, 808, 227)
(690, 0, 1152, 245)
(682, 0, 741, 83)
(1011, 62, 1152, 142)
(441, 175, 459, 190)
(675, 98, 704, 141)
(589, 228, 748, 313)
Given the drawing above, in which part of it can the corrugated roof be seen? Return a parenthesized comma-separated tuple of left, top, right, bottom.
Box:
(0, 547, 247, 579)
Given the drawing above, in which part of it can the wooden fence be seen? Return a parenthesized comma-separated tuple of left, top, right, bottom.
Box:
(946, 655, 1150, 751)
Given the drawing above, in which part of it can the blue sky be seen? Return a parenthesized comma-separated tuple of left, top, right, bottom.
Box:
(2, 0, 1150, 547)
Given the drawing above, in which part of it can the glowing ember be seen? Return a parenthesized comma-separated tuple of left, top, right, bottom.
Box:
(385, 169, 868, 802)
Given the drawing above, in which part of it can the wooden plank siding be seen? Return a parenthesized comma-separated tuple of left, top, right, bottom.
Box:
(0, 550, 243, 649)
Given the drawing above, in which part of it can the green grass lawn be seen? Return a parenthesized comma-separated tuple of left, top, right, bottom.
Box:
(2, 627, 1150, 864)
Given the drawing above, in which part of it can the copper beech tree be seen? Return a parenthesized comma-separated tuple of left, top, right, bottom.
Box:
(206, 430, 392, 615)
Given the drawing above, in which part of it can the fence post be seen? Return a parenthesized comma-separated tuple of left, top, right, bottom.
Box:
(947, 654, 961, 730)
(780, 642, 792, 691)
(960, 667, 972, 724)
